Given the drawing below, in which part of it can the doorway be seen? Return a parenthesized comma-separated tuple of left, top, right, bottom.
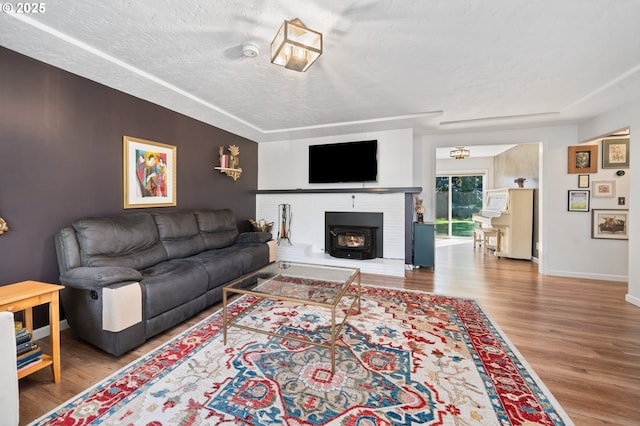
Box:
(435, 174, 484, 238)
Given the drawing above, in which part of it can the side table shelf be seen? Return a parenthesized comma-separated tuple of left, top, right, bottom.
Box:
(0, 281, 65, 383)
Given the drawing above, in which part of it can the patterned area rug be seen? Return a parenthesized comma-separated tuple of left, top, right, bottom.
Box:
(31, 286, 573, 425)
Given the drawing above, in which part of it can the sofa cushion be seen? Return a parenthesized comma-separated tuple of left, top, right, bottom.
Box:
(194, 209, 239, 249)
(140, 260, 208, 318)
(233, 243, 271, 274)
(73, 213, 167, 270)
(153, 211, 206, 259)
(187, 248, 244, 289)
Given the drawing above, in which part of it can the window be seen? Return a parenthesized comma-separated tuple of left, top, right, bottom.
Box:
(435, 175, 484, 237)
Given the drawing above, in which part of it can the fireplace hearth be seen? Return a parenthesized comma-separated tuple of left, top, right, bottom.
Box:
(325, 212, 383, 259)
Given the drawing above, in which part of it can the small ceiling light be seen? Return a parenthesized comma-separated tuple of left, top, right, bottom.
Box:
(270, 18, 322, 72)
(450, 146, 470, 159)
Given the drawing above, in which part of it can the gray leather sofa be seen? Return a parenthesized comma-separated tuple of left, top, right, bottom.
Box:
(54, 209, 275, 356)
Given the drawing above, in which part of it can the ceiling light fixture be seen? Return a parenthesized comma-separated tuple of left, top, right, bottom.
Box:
(450, 146, 470, 159)
(270, 18, 322, 72)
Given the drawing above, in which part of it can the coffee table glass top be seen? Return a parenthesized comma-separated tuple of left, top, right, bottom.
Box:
(227, 261, 359, 306)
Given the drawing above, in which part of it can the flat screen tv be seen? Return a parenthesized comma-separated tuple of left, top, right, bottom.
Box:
(309, 140, 378, 183)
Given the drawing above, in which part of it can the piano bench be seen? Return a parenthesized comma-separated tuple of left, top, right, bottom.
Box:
(473, 228, 501, 254)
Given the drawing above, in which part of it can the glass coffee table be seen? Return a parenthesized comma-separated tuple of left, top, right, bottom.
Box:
(223, 261, 361, 373)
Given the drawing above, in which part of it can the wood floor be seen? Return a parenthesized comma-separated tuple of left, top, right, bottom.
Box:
(18, 241, 640, 425)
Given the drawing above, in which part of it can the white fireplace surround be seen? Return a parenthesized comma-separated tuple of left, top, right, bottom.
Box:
(255, 192, 406, 276)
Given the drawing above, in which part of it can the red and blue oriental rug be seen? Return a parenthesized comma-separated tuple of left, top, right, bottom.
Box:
(31, 286, 573, 425)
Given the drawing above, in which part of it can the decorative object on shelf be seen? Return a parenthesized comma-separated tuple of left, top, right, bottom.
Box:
(592, 209, 628, 240)
(602, 138, 629, 169)
(513, 177, 527, 188)
(214, 145, 242, 181)
(591, 180, 615, 198)
(568, 190, 590, 212)
(0, 216, 7, 235)
(123, 136, 176, 209)
(249, 219, 273, 233)
(567, 145, 597, 173)
(277, 204, 292, 246)
(449, 146, 470, 159)
(415, 198, 425, 223)
(270, 18, 322, 72)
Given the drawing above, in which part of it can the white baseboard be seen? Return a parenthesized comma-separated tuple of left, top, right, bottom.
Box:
(625, 294, 640, 307)
(544, 269, 628, 282)
(32, 319, 69, 341)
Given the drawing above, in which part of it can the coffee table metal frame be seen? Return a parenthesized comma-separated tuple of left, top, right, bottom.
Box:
(223, 261, 361, 373)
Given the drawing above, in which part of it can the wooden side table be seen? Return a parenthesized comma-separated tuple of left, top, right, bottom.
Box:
(0, 281, 65, 382)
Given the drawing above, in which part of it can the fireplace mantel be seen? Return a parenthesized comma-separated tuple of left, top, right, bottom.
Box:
(256, 187, 421, 195)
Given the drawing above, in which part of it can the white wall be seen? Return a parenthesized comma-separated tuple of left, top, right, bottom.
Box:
(577, 98, 640, 306)
(257, 128, 415, 259)
(256, 102, 638, 303)
(436, 156, 494, 189)
(258, 128, 414, 190)
(417, 125, 629, 283)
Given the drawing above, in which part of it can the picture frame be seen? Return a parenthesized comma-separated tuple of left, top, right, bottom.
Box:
(602, 138, 629, 168)
(568, 145, 598, 174)
(123, 135, 176, 209)
(591, 180, 615, 198)
(592, 209, 628, 240)
(578, 174, 590, 188)
(568, 190, 590, 212)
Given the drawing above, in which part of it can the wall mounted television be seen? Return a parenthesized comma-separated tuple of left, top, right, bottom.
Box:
(309, 140, 378, 183)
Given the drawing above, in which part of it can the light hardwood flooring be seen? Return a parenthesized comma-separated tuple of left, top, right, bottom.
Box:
(18, 241, 640, 425)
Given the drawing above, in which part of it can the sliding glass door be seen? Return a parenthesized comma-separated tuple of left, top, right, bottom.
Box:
(435, 175, 484, 237)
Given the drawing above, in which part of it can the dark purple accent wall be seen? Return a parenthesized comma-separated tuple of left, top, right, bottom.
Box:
(0, 47, 259, 327)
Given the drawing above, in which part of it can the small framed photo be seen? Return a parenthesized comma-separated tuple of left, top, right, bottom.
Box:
(123, 135, 177, 209)
(592, 209, 628, 240)
(568, 145, 598, 174)
(602, 138, 629, 169)
(591, 180, 615, 198)
(568, 190, 590, 212)
(578, 174, 590, 188)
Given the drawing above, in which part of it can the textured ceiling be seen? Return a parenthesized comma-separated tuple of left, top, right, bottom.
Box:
(1, 0, 639, 142)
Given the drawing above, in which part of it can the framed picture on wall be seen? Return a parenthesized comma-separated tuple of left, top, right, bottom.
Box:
(568, 190, 590, 212)
(123, 135, 177, 208)
(591, 180, 615, 198)
(592, 209, 628, 240)
(602, 138, 629, 168)
(568, 145, 598, 174)
(578, 174, 590, 188)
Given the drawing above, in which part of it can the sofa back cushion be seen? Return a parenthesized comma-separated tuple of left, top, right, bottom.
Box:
(153, 211, 206, 258)
(194, 209, 239, 249)
(73, 213, 167, 270)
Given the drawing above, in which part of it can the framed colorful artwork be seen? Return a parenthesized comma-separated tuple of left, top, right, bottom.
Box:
(568, 145, 597, 174)
(591, 180, 615, 198)
(123, 136, 176, 208)
(592, 209, 628, 240)
(602, 138, 629, 168)
(568, 190, 590, 212)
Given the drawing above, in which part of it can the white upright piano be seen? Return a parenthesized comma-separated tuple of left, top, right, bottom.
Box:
(472, 188, 534, 260)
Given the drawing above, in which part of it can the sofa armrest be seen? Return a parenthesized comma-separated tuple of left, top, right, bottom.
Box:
(60, 266, 142, 289)
(236, 231, 272, 244)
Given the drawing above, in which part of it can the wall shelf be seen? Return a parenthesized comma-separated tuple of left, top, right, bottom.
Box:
(215, 167, 242, 181)
(256, 186, 422, 194)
